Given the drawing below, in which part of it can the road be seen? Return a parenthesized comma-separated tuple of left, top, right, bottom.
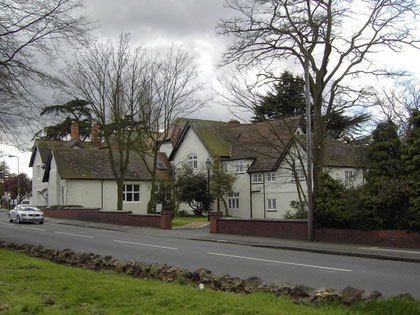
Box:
(0, 211, 419, 297)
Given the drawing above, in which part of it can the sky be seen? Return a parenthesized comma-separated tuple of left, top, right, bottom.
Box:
(1, 0, 419, 178)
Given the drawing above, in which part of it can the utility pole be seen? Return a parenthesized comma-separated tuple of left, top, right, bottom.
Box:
(304, 55, 314, 242)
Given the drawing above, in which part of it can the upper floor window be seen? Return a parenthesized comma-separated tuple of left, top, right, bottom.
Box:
(252, 173, 263, 183)
(291, 167, 305, 182)
(188, 154, 198, 170)
(234, 160, 245, 173)
(345, 170, 354, 180)
(123, 184, 140, 202)
(267, 172, 276, 182)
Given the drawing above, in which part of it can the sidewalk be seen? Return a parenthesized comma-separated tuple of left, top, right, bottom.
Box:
(42, 215, 420, 264)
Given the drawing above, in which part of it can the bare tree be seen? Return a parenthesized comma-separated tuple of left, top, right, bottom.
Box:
(64, 34, 153, 210)
(0, 0, 92, 145)
(218, 0, 419, 194)
(374, 79, 420, 135)
(133, 46, 208, 213)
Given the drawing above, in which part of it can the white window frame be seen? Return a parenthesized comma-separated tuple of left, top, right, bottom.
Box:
(188, 154, 198, 170)
(123, 184, 140, 202)
(267, 198, 277, 211)
(345, 170, 354, 180)
(234, 160, 245, 174)
(291, 167, 305, 182)
(228, 192, 240, 209)
(223, 162, 228, 173)
(267, 172, 276, 182)
(252, 173, 263, 183)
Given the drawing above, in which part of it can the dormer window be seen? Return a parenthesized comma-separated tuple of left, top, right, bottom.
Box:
(188, 154, 198, 169)
(234, 160, 245, 173)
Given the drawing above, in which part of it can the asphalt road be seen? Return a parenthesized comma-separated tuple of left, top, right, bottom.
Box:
(1, 211, 419, 298)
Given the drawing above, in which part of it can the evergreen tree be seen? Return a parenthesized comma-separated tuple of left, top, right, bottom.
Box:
(254, 71, 306, 121)
(402, 110, 420, 231)
(36, 99, 93, 140)
(254, 71, 369, 140)
(364, 120, 409, 229)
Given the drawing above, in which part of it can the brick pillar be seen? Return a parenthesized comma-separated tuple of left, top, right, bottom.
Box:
(209, 211, 223, 233)
(160, 211, 172, 230)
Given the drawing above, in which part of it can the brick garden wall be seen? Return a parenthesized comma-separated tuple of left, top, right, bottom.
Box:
(42, 208, 172, 229)
(210, 215, 420, 249)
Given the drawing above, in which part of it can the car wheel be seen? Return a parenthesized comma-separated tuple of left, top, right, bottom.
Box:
(16, 215, 21, 224)
(8, 215, 12, 223)
(39, 221, 44, 225)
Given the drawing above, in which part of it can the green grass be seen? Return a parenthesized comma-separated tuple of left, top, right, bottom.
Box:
(172, 215, 208, 227)
(0, 249, 419, 314)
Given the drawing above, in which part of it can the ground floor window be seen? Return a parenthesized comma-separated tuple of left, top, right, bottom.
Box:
(228, 192, 240, 209)
(123, 184, 140, 202)
(267, 198, 277, 211)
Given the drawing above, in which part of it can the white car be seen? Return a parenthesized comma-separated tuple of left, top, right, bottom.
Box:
(9, 205, 44, 224)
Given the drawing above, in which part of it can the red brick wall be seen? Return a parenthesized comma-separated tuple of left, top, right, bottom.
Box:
(42, 208, 168, 229)
(214, 218, 420, 249)
(216, 218, 308, 240)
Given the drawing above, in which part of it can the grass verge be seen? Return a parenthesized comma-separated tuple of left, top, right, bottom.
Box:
(0, 249, 419, 314)
(172, 215, 208, 227)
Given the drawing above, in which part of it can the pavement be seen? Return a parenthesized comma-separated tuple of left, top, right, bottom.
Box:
(34, 215, 420, 264)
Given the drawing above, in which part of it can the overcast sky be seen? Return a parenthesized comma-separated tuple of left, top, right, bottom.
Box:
(2, 0, 420, 177)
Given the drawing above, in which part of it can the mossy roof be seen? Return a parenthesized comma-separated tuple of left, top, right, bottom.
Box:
(43, 147, 171, 181)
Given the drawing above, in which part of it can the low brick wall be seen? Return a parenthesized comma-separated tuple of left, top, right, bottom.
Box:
(314, 228, 420, 249)
(212, 217, 420, 249)
(42, 208, 172, 229)
(213, 216, 307, 240)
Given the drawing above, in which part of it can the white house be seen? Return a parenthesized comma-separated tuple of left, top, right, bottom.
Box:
(29, 123, 172, 213)
(168, 117, 365, 219)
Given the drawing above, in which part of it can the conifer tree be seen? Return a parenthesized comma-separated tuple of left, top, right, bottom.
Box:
(402, 110, 420, 231)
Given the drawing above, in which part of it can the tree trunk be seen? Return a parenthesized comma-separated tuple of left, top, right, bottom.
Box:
(116, 177, 124, 210)
(221, 197, 229, 217)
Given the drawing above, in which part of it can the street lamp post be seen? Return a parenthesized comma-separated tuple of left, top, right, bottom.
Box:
(8, 155, 20, 205)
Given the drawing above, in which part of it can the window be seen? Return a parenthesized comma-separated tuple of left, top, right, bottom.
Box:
(223, 162, 228, 173)
(291, 168, 305, 182)
(228, 192, 240, 209)
(267, 198, 277, 211)
(234, 160, 245, 173)
(267, 172, 276, 182)
(252, 173, 263, 183)
(188, 154, 198, 169)
(345, 170, 354, 180)
(123, 184, 140, 202)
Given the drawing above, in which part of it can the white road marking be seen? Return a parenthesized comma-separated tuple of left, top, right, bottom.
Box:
(359, 247, 420, 255)
(113, 240, 178, 250)
(55, 231, 93, 239)
(21, 226, 46, 232)
(207, 252, 352, 272)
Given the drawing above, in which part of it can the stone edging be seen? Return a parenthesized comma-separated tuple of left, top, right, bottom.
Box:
(0, 240, 415, 305)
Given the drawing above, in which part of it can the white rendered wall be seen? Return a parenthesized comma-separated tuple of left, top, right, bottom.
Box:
(30, 149, 48, 207)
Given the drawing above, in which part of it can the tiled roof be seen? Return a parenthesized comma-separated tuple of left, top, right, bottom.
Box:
(297, 136, 367, 168)
(47, 147, 171, 181)
(171, 117, 301, 172)
(171, 116, 365, 172)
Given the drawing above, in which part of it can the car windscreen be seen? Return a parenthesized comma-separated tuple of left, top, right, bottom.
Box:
(21, 207, 39, 211)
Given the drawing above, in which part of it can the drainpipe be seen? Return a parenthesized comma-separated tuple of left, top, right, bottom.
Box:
(249, 172, 253, 218)
(263, 172, 266, 219)
(101, 180, 104, 210)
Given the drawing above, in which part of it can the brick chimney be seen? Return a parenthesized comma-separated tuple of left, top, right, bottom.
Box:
(91, 123, 101, 147)
(70, 121, 79, 140)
